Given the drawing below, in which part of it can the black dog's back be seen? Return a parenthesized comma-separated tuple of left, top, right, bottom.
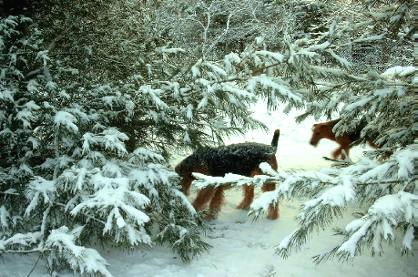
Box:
(199, 142, 276, 176)
(175, 129, 280, 178)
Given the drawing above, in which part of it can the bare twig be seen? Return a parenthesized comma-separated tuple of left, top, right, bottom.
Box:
(26, 253, 42, 277)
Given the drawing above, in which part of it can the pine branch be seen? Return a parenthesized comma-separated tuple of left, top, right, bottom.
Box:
(1, 248, 50, 254)
(0, 191, 20, 196)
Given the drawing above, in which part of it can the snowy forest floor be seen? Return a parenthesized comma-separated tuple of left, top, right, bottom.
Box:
(1, 107, 417, 277)
(1, 189, 417, 277)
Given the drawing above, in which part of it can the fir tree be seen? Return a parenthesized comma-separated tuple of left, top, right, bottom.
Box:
(0, 14, 213, 276)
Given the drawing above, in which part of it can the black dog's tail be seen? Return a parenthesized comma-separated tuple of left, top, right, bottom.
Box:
(271, 129, 280, 153)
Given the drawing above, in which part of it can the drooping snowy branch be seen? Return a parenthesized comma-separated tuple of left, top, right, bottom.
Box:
(45, 226, 112, 277)
(193, 142, 417, 261)
(312, 191, 418, 263)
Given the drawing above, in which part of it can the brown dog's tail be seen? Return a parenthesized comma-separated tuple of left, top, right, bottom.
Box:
(271, 129, 280, 153)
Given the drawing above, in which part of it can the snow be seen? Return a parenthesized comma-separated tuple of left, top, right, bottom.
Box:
(16, 109, 35, 129)
(35, 50, 50, 66)
(381, 66, 416, 78)
(336, 191, 417, 259)
(303, 176, 355, 208)
(222, 83, 254, 99)
(247, 75, 302, 103)
(1, 103, 416, 276)
(353, 34, 385, 43)
(368, 192, 418, 224)
(193, 172, 262, 189)
(250, 189, 278, 214)
(202, 61, 227, 78)
(131, 147, 165, 163)
(224, 53, 241, 73)
(139, 85, 169, 110)
(0, 206, 9, 229)
(156, 46, 186, 54)
(67, 169, 152, 246)
(328, 50, 351, 68)
(71, 174, 150, 217)
(191, 59, 202, 78)
(337, 219, 373, 257)
(307, 41, 331, 51)
(395, 146, 418, 180)
(2, 197, 417, 277)
(345, 218, 365, 233)
(185, 104, 193, 121)
(25, 177, 56, 216)
(173, 189, 197, 216)
(402, 225, 415, 252)
(343, 95, 374, 112)
(358, 162, 392, 182)
(94, 128, 129, 156)
(54, 111, 78, 133)
(183, 131, 191, 144)
(1, 231, 41, 249)
(45, 226, 113, 277)
(254, 50, 284, 63)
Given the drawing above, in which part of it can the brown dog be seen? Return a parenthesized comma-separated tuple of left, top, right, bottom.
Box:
(175, 129, 281, 220)
(310, 119, 378, 159)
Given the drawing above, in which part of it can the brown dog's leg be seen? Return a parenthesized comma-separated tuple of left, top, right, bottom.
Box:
(341, 147, 350, 160)
(181, 175, 193, 196)
(333, 145, 349, 160)
(193, 188, 215, 211)
(207, 187, 225, 220)
(237, 185, 255, 210)
(237, 168, 263, 210)
(262, 183, 279, 220)
(332, 147, 343, 159)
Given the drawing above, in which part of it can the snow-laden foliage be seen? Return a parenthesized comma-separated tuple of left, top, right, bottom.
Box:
(0, 3, 325, 273)
(45, 226, 112, 277)
(0, 15, 211, 276)
(191, 0, 416, 264)
(1, 0, 415, 273)
(194, 144, 417, 261)
(0, 3, 330, 274)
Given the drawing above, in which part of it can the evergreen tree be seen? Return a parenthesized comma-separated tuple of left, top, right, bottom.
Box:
(0, 14, 212, 276)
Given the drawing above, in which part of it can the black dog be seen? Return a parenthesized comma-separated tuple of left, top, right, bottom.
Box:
(175, 129, 280, 219)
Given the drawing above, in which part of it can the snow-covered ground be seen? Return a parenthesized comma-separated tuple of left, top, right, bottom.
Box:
(1, 104, 417, 277)
(2, 192, 417, 277)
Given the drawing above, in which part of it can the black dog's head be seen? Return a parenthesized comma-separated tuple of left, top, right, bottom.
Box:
(174, 156, 192, 176)
(175, 148, 211, 195)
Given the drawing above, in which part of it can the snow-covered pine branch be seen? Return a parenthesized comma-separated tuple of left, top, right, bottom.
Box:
(44, 226, 112, 277)
(193, 143, 417, 261)
(312, 191, 417, 263)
